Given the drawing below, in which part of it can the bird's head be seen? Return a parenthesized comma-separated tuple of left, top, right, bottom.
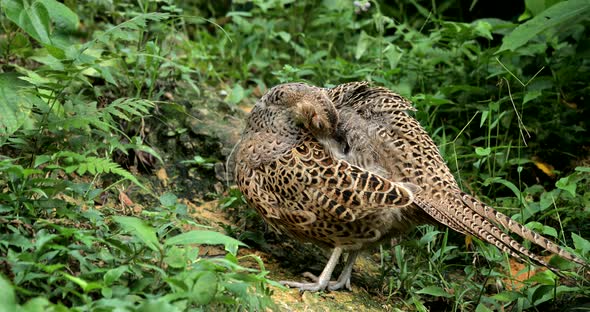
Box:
(261, 83, 339, 137)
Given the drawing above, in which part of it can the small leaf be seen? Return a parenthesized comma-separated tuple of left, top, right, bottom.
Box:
(159, 193, 177, 207)
(479, 110, 489, 127)
(419, 230, 442, 245)
(276, 31, 291, 42)
(572, 233, 590, 255)
(0, 276, 17, 309)
(493, 290, 521, 302)
(475, 147, 491, 156)
(539, 190, 555, 210)
(526, 269, 557, 285)
(104, 266, 128, 286)
(192, 271, 218, 305)
(164, 246, 188, 269)
(27, 1, 52, 44)
(165, 230, 246, 255)
(20, 297, 51, 311)
(555, 177, 576, 197)
(137, 299, 180, 312)
(62, 273, 102, 292)
(416, 286, 453, 298)
(523, 90, 542, 104)
(355, 31, 371, 60)
(38, 0, 79, 31)
(226, 84, 245, 105)
(113, 216, 160, 251)
(475, 303, 494, 312)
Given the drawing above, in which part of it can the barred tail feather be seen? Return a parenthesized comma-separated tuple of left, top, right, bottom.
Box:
(460, 192, 586, 267)
(417, 198, 556, 271)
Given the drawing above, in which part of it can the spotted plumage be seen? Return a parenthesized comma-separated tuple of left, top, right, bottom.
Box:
(233, 81, 586, 292)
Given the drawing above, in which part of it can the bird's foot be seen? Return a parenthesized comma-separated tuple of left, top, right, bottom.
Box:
(304, 272, 352, 291)
(280, 272, 351, 291)
(280, 280, 327, 292)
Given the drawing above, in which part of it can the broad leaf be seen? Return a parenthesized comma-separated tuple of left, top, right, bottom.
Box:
(165, 230, 246, 255)
(416, 285, 453, 298)
(114, 216, 160, 252)
(498, 0, 590, 53)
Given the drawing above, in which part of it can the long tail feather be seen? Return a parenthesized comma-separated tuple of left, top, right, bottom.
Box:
(460, 192, 586, 267)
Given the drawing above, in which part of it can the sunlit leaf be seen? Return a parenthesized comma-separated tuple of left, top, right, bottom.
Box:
(113, 216, 160, 252)
(192, 271, 218, 305)
(165, 230, 246, 255)
(498, 0, 590, 53)
(416, 286, 453, 298)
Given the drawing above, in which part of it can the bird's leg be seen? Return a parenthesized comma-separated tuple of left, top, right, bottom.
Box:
(298, 250, 359, 291)
(328, 250, 359, 291)
(280, 247, 343, 292)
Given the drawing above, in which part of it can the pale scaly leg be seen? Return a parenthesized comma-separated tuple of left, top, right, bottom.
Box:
(299, 250, 360, 291)
(328, 250, 359, 291)
(280, 247, 343, 292)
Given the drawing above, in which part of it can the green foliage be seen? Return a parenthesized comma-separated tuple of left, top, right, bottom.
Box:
(499, 0, 590, 53)
(1, 193, 277, 311)
(0, 0, 277, 310)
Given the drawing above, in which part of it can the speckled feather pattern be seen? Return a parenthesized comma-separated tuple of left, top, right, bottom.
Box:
(234, 81, 585, 272)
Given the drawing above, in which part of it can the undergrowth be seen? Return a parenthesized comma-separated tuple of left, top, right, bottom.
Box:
(1, 0, 589, 311)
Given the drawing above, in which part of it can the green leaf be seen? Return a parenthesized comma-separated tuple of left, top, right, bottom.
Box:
(483, 177, 523, 200)
(113, 216, 160, 252)
(572, 233, 590, 255)
(498, 0, 590, 53)
(192, 271, 218, 305)
(3, 0, 49, 43)
(137, 299, 180, 312)
(0, 276, 17, 310)
(526, 269, 557, 285)
(37, 0, 79, 31)
(104, 266, 129, 286)
(355, 31, 371, 60)
(383, 43, 403, 69)
(419, 230, 442, 245)
(165, 230, 246, 255)
(523, 90, 542, 104)
(475, 303, 494, 312)
(0, 72, 39, 138)
(479, 110, 489, 127)
(555, 176, 576, 197)
(226, 84, 245, 105)
(276, 31, 291, 42)
(475, 147, 491, 156)
(62, 273, 103, 292)
(539, 190, 555, 210)
(159, 193, 177, 207)
(164, 246, 188, 269)
(19, 297, 51, 311)
(416, 285, 453, 298)
(26, 1, 52, 44)
(492, 290, 521, 302)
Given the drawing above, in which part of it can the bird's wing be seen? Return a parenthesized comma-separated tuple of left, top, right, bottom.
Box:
(235, 134, 420, 227)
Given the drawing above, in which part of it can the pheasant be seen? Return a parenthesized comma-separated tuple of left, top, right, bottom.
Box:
(233, 81, 586, 292)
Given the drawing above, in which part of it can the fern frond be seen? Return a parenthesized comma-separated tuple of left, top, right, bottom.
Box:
(52, 152, 150, 193)
(102, 98, 155, 122)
